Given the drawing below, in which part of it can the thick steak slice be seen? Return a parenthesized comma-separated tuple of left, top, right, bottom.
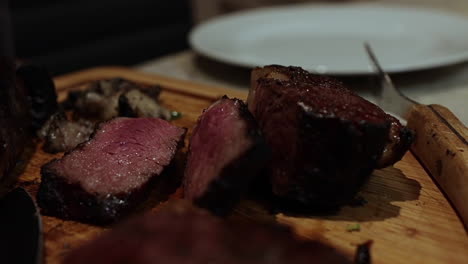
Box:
(64, 200, 351, 264)
(183, 96, 268, 215)
(248, 65, 413, 208)
(37, 117, 186, 224)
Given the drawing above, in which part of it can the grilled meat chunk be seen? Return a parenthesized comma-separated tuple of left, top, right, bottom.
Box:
(38, 111, 95, 153)
(248, 65, 413, 208)
(64, 200, 351, 264)
(37, 117, 186, 224)
(183, 96, 269, 215)
(64, 78, 169, 121)
(118, 89, 171, 120)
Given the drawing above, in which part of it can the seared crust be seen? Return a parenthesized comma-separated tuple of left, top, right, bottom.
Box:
(37, 160, 155, 225)
(280, 110, 389, 207)
(248, 65, 413, 208)
(250, 65, 414, 169)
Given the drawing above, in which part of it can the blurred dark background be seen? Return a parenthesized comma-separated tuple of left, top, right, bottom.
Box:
(10, 0, 192, 75)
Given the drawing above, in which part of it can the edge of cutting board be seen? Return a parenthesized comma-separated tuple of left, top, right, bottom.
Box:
(54, 66, 248, 101)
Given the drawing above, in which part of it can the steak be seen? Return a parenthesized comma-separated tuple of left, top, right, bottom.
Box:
(37, 117, 186, 224)
(64, 200, 351, 264)
(248, 65, 413, 208)
(183, 96, 269, 215)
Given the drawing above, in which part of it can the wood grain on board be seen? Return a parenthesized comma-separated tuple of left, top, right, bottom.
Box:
(18, 67, 468, 264)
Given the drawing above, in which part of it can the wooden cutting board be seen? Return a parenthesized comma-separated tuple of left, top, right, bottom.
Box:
(18, 67, 468, 264)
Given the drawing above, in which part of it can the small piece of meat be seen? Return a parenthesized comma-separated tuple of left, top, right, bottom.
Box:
(16, 64, 58, 131)
(37, 117, 186, 224)
(63, 200, 351, 264)
(118, 89, 171, 120)
(38, 112, 95, 153)
(64, 78, 168, 121)
(248, 65, 413, 208)
(183, 96, 269, 215)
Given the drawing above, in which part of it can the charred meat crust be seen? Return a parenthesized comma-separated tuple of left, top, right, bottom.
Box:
(194, 97, 270, 215)
(276, 110, 389, 208)
(248, 65, 409, 208)
(251, 65, 413, 168)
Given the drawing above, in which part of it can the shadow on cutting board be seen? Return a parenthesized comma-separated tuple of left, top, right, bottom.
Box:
(322, 167, 422, 222)
(232, 167, 421, 223)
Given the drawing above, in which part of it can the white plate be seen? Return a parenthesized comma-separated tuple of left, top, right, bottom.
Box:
(189, 4, 468, 75)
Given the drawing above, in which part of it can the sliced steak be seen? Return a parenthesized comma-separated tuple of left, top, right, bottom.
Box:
(248, 65, 413, 208)
(64, 200, 351, 264)
(183, 96, 269, 215)
(37, 117, 186, 224)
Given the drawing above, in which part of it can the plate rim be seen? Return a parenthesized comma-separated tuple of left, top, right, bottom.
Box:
(189, 3, 468, 75)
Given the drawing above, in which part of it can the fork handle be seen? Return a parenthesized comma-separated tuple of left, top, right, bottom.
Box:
(407, 104, 468, 228)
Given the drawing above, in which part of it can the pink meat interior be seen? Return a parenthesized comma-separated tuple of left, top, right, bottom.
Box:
(49, 118, 185, 194)
(183, 99, 252, 200)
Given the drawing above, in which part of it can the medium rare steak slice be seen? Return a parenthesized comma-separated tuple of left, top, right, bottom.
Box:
(64, 200, 351, 264)
(183, 96, 268, 215)
(37, 117, 186, 224)
(248, 65, 414, 208)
